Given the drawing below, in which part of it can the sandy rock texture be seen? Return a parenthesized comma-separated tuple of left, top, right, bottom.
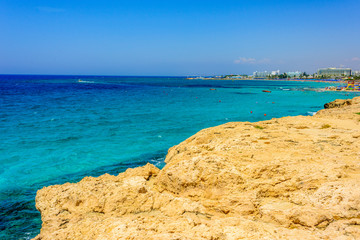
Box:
(324, 98, 352, 109)
(34, 97, 360, 240)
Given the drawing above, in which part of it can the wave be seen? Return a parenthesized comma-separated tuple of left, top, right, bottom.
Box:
(148, 155, 166, 168)
(77, 80, 95, 83)
(307, 111, 317, 116)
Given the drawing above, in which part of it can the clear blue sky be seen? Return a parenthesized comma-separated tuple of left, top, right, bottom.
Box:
(1, 0, 359, 76)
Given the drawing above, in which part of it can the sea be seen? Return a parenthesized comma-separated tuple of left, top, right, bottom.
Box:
(0, 75, 359, 239)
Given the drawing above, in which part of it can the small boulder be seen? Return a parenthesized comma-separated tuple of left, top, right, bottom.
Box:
(324, 99, 352, 109)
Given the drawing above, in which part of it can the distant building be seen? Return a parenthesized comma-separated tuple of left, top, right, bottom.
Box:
(253, 71, 269, 78)
(352, 70, 360, 76)
(286, 71, 302, 78)
(228, 75, 244, 79)
(223, 74, 246, 79)
(317, 68, 351, 77)
(271, 70, 280, 76)
(253, 70, 280, 78)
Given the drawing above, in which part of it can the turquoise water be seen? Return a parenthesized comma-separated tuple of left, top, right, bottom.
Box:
(0, 75, 359, 239)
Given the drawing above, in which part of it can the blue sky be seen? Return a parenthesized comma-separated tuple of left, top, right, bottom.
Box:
(1, 0, 359, 75)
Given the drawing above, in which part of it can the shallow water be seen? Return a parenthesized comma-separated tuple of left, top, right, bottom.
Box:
(0, 75, 359, 239)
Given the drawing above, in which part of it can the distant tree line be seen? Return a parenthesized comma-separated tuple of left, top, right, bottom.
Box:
(278, 73, 288, 79)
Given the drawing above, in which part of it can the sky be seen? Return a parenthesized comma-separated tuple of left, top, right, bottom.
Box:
(1, 0, 360, 76)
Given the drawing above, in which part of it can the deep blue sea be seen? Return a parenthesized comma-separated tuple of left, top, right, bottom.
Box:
(1, 75, 359, 239)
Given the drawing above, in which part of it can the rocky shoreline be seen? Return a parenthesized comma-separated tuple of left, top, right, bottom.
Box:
(34, 97, 360, 240)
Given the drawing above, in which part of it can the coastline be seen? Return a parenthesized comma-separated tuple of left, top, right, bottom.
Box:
(187, 78, 346, 84)
(33, 96, 360, 240)
(4, 76, 357, 240)
(194, 77, 360, 92)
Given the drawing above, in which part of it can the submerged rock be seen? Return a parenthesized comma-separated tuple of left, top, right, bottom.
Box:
(34, 97, 360, 240)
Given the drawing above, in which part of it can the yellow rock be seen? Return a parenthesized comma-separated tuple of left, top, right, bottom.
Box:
(33, 97, 360, 240)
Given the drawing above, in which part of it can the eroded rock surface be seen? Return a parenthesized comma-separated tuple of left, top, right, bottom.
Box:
(34, 97, 360, 240)
(324, 98, 352, 109)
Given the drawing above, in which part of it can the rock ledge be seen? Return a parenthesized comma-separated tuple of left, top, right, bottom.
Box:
(34, 97, 360, 240)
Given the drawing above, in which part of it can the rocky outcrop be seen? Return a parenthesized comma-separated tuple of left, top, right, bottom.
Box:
(34, 97, 360, 240)
(324, 98, 352, 109)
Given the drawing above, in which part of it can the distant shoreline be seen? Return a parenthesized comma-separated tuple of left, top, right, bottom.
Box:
(187, 77, 346, 84)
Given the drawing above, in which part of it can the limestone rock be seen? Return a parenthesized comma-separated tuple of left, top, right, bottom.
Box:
(324, 98, 352, 109)
(34, 97, 360, 240)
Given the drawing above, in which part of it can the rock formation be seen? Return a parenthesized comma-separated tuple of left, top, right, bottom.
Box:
(324, 98, 352, 109)
(34, 97, 360, 240)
